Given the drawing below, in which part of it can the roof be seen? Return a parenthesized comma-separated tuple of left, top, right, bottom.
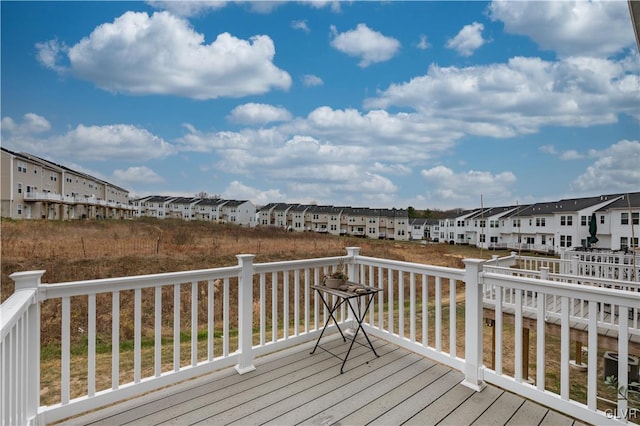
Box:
(596, 192, 640, 210)
(2, 147, 130, 193)
(195, 198, 227, 206)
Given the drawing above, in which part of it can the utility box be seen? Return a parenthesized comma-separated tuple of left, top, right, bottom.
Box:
(603, 352, 639, 383)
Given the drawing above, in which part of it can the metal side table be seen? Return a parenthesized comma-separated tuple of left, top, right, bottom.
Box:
(310, 283, 382, 373)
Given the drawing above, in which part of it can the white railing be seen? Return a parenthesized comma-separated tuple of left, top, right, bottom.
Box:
(2, 248, 638, 425)
(23, 192, 135, 211)
(481, 272, 640, 425)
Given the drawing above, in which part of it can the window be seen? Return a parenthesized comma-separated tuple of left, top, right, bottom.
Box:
(513, 219, 521, 227)
(536, 218, 546, 227)
(17, 183, 22, 194)
(626, 212, 640, 225)
(526, 237, 535, 244)
(541, 235, 546, 245)
(479, 234, 486, 243)
(490, 236, 498, 243)
(581, 216, 587, 226)
(621, 237, 640, 250)
(560, 235, 572, 247)
(17, 204, 22, 215)
(560, 215, 573, 226)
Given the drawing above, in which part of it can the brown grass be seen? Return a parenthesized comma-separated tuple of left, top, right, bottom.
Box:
(14, 218, 601, 411)
(1, 218, 499, 302)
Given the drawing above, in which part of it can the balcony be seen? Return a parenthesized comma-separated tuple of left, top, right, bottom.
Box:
(23, 192, 136, 211)
(2, 249, 639, 425)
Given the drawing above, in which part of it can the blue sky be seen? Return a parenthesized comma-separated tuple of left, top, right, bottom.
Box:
(1, 1, 639, 210)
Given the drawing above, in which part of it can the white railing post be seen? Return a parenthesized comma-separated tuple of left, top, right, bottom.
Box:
(345, 247, 361, 329)
(462, 259, 487, 392)
(571, 255, 579, 276)
(346, 247, 361, 283)
(235, 254, 256, 374)
(8, 270, 45, 426)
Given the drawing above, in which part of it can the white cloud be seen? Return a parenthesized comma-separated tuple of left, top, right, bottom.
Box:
(446, 22, 486, 57)
(365, 55, 639, 137)
(223, 180, 287, 206)
(489, 0, 635, 58)
(539, 144, 584, 160)
(306, 1, 342, 13)
(227, 103, 293, 125)
(371, 162, 412, 175)
(292, 19, 310, 33)
(37, 11, 291, 99)
(112, 166, 165, 184)
(330, 23, 401, 67)
(1, 113, 51, 134)
(571, 140, 640, 192)
(146, 1, 228, 17)
(417, 34, 430, 50)
(302, 74, 324, 87)
(35, 39, 67, 72)
(3, 118, 176, 163)
(421, 166, 516, 203)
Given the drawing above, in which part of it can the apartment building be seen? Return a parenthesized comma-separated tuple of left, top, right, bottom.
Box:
(1, 147, 133, 220)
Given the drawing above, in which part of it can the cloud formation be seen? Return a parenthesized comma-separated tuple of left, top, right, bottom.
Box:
(302, 74, 324, 87)
(227, 103, 293, 125)
(446, 22, 486, 57)
(2, 115, 176, 162)
(421, 166, 517, 203)
(489, 0, 635, 58)
(330, 23, 401, 67)
(36, 11, 291, 99)
(571, 140, 640, 193)
(365, 55, 639, 137)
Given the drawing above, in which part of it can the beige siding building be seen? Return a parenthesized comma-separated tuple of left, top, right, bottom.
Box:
(1, 147, 133, 220)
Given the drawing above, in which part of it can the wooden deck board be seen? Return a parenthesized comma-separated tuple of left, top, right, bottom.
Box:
(505, 399, 549, 425)
(471, 391, 526, 425)
(56, 336, 588, 426)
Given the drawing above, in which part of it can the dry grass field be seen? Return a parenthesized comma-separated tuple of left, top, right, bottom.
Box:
(1, 217, 500, 302)
(7, 218, 630, 418)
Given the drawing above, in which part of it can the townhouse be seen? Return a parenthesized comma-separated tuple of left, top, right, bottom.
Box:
(438, 193, 639, 253)
(1, 147, 133, 220)
(132, 196, 257, 227)
(256, 204, 411, 241)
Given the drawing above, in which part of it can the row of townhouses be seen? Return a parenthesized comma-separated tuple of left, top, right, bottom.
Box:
(130, 196, 257, 227)
(2, 148, 638, 252)
(434, 193, 640, 253)
(257, 203, 413, 241)
(1, 147, 133, 220)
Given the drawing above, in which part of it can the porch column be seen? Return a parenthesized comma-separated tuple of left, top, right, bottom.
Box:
(235, 254, 256, 374)
(9, 270, 46, 425)
(461, 259, 487, 391)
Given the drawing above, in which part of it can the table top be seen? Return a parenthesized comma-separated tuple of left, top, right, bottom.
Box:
(311, 282, 382, 298)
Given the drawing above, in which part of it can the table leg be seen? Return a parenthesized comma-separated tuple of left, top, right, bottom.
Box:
(340, 294, 378, 373)
(311, 293, 346, 355)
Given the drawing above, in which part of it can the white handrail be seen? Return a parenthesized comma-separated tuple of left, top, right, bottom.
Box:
(2, 250, 637, 425)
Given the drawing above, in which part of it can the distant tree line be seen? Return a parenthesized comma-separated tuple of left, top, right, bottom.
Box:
(407, 206, 463, 219)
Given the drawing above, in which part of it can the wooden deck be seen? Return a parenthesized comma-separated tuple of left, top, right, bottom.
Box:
(56, 335, 588, 426)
